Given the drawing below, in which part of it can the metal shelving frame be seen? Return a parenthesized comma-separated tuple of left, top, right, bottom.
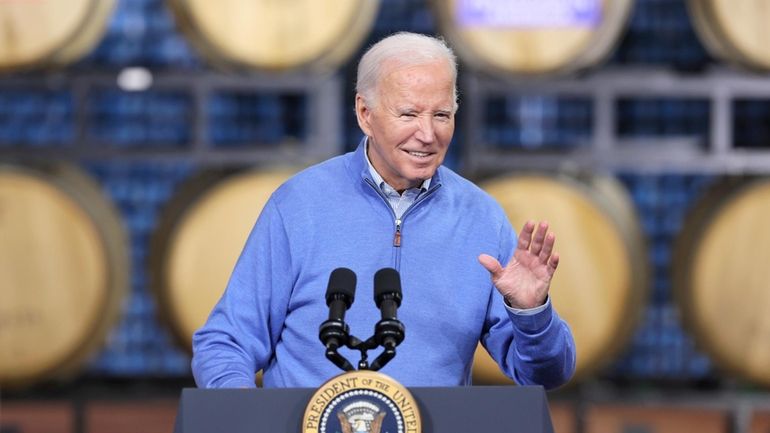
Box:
(463, 66, 770, 176)
(4, 66, 770, 175)
(0, 70, 343, 167)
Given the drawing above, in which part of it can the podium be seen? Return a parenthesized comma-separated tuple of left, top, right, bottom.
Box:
(173, 386, 554, 433)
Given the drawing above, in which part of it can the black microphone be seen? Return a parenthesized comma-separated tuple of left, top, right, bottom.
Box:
(319, 268, 356, 351)
(373, 268, 404, 349)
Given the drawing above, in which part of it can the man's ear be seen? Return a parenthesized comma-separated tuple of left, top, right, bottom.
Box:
(355, 93, 373, 137)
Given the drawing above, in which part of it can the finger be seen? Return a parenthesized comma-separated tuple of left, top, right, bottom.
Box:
(539, 232, 556, 263)
(530, 221, 549, 256)
(478, 254, 504, 278)
(516, 220, 536, 251)
(546, 252, 559, 278)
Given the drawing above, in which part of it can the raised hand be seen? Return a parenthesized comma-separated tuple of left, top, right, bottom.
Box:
(478, 221, 559, 310)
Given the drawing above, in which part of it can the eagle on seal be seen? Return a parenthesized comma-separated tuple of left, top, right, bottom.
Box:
(337, 410, 386, 433)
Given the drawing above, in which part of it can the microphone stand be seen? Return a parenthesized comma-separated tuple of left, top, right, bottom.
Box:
(325, 346, 355, 371)
(319, 318, 355, 371)
(321, 322, 404, 372)
(319, 267, 405, 372)
(346, 336, 390, 371)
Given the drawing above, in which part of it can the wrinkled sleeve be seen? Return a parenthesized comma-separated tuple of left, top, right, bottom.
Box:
(480, 218, 577, 390)
(191, 198, 293, 388)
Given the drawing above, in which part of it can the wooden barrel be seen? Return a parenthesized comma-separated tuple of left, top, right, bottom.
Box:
(688, 0, 770, 71)
(431, 0, 634, 76)
(673, 177, 770, 387)
(166, 0, 380, 72)
(475, 173, 647, 384)
(150, 168, 295, 353)
(0, 0, 115, 72)
(0, 162, 128, 388)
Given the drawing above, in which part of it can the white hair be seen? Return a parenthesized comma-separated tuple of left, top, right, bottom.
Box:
(356, 32, 458, 111)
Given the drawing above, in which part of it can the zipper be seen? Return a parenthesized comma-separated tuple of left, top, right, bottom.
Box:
(364, 178, 442, 267)
(393, 219, 402, 247)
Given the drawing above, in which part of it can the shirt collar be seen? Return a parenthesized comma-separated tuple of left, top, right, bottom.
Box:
(364, 137, 431, 192)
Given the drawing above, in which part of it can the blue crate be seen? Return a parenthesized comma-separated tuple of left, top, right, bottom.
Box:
(734, 100, 770, 149)
(483, 96, 592, 149)
(208, 92, 307, 147)
(0, 91, 74, 146)
(83, 162, 195, 376)
(603, 174, 718, 381)
(88, 90, 192, 147)
(612, 0, 711, 69)
(78, 0, 201, 68)
(617, 99, 710, 144)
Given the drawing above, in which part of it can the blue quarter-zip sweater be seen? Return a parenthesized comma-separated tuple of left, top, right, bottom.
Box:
(192, 142, 576, 389)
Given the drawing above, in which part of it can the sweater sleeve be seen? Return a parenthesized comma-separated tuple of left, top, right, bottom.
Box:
(481, 218, 577, 390)
(191, 198, 293, 388)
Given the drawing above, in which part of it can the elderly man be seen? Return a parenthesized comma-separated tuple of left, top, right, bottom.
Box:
(192, 32, 575, 389)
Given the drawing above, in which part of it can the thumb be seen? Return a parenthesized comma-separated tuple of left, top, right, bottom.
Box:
(478, 254, 503, 278)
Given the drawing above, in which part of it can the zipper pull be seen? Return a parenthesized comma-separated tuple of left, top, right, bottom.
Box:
(393, 219, 402, 247)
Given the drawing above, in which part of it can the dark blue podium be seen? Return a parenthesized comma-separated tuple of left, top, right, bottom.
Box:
(173, 386, 554, 433)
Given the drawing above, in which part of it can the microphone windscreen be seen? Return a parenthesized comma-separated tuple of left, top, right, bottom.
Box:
(326, 267, 356, 305)
(374, 267, 402, 307)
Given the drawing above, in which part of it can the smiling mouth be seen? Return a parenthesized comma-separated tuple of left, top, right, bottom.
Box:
(404, 150, 433, 158)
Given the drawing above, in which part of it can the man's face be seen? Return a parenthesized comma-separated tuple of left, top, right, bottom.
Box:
(356, 60, 455, 192)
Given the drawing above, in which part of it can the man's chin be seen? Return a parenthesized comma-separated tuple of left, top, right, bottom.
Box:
(408, 169, 437, 184)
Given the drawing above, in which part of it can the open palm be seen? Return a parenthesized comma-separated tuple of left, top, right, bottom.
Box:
(478, 221, 559, 309)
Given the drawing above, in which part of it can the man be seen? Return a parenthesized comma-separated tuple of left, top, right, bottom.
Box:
(192, 32, 575, 389)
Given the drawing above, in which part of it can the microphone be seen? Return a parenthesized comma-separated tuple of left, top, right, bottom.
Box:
(373, 268, 405, 349)
(319, 268, 356, 351)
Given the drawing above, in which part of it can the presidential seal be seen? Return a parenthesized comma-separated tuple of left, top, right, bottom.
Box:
(302, 370, 421, 433)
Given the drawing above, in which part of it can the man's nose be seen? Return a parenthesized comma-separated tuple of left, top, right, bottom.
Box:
(415, 115, 435, 143)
